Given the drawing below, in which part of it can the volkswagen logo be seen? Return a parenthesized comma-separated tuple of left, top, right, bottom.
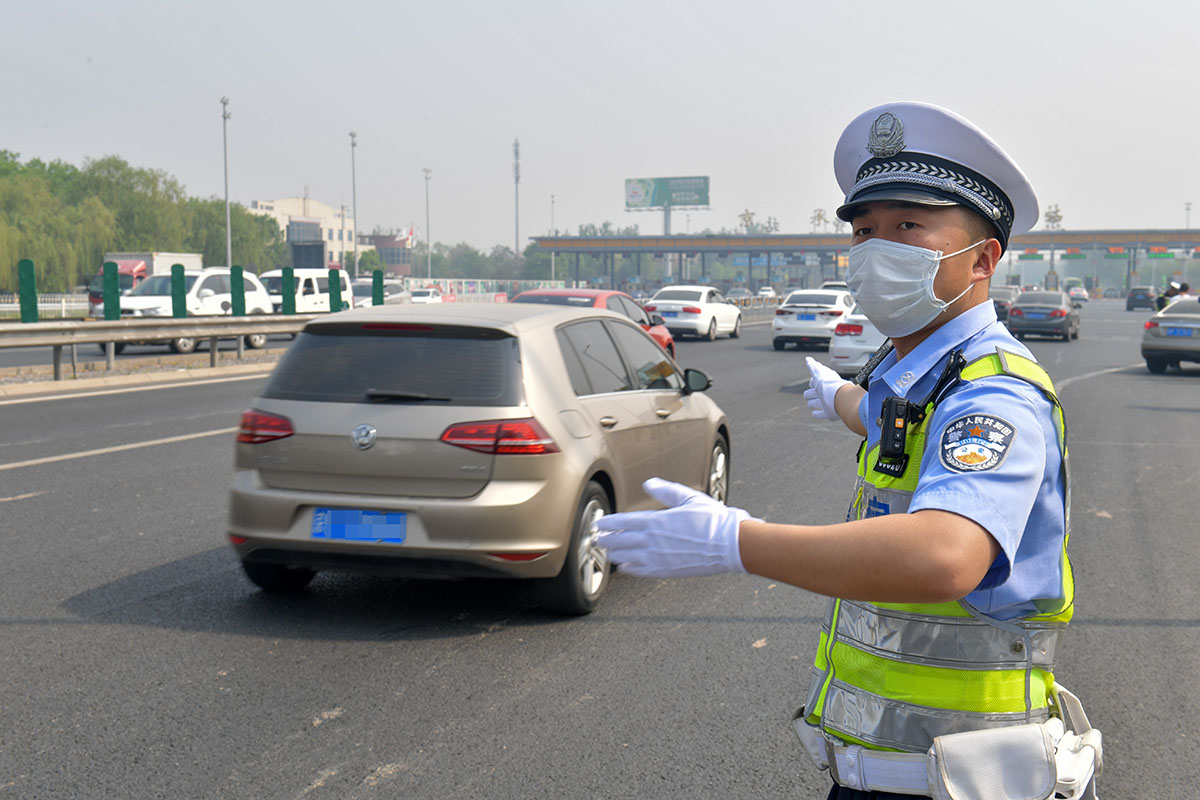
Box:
(350, 424, 377, 450)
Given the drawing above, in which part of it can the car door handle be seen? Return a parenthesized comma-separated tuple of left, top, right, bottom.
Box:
(598, 416, 619, 429)
(655, 408, 673, 418)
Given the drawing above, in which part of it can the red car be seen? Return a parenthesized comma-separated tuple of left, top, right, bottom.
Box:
(510, 289, 676, 358)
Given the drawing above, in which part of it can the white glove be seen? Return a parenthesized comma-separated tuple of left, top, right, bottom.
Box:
(592, 477, 758, 578)
(804, 356, 850, 420)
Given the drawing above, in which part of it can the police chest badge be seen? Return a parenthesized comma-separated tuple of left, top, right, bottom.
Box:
(867, 112, 905, 158)
(939, 414, 1016, 472)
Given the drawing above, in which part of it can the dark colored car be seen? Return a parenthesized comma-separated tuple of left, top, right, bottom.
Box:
(989, 285, 1022, 322)
(1126, 286, 1157, 311)
(510, 288, 676, 358)
(1007, 291, 1081, 341)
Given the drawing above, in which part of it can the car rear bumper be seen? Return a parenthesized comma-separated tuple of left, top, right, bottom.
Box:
(1142, 342, 1200, 362)
(228, 467, 580, 580)
(662, 316, 708, 335)
(1007, 318, 1071, 336)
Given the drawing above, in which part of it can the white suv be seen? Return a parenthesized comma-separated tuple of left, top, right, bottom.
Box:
(104, 268, 273, 354)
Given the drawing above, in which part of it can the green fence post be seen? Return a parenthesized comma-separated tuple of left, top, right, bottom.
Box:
(282, 267, 295, 315)
(171, 264, 186, 318)
(372, 270, 383, 306)
(231, 265, 246, 316)
(103, 261, 120, 321)
(329, 268, 345, 312)
(18, 259, 37, 323)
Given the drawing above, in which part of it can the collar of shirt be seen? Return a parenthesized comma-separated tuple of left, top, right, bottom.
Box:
(874, 301, 999, 397)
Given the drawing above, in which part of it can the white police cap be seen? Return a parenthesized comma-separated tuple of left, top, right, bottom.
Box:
(834, 101, 1038, 250)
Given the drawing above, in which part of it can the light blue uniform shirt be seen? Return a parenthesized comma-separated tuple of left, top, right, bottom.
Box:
(855, 301, 1067, 620)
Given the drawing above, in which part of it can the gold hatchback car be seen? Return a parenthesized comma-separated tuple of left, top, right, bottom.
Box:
(228, 303, 731, 614)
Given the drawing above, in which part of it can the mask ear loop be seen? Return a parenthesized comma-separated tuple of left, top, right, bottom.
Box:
(932, 239, 988, 310)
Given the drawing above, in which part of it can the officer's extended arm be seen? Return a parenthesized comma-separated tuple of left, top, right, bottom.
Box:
(738, 511, 1001, 603)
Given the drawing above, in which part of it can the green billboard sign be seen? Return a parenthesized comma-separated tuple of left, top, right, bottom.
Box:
(625, 176, 710, 208)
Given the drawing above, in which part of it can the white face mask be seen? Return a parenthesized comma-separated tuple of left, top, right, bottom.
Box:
(846, 238, 985, 338)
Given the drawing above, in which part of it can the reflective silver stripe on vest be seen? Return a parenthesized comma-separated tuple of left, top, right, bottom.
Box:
(860, 484, 915, 517)
(834, 600, 1063, 671)
(814, 675, 1051, 753)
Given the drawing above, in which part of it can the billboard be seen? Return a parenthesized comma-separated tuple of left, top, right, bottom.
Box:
(625, 176, 710, 209)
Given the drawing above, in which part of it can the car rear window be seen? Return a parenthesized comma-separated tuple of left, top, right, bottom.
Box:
(261, 323, 521, 405)
(512, 294, 597, 307)
(652, 290, 703, 301)
(1016, 292, 1063, 305)
(989, 287, 1019, 299)
(784, 292, 839, 306)
(1162, 298, 1200, 315)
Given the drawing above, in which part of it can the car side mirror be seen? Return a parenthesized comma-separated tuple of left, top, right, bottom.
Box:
(198, 288, 215, 299)
(650, 314, 665, 326)
(682, 367, 712, 395)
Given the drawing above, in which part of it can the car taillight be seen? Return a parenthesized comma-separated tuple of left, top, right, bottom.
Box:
(1145, 320, 1159, 330)
(1009, 308, 1024, 316)
(776, 309, 793, 316)
(682, 306, 702, 314)
(238, 410, 294, 443)
(440, 419, 559, 455)
(1050, 309, 1067, 318)
(819, 309, 845, 317)
(643, 305, 656, 312)
(835, 323, 863, 336)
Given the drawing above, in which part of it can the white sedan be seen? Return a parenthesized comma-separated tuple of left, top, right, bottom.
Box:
(829, 305, 888, 378)
(645, 285, 742, 341)
(410, 287, 443, 304)
(772, 289, 855, 350)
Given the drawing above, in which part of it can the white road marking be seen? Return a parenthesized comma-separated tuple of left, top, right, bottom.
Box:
(0, 427, 238, 472)
(0, 491, 45, 503)
(0, 372, 273, 407)
(1057, 363, 1143, 390)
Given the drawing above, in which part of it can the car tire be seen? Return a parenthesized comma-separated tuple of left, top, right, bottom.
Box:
(705, 318, 718, 342)
(1145, 357, 1168, 374)
(539, 480, 610, 616)
(241, 561, 316, 593)
(730, 315, 742, 339)
(1071, 325, 1079, 340)
(773, 339, 786, 351)
(170, 337, 197, 354)
(245, 332, 268, 349)
(707, 435, 730, 503)
(1061, 328, 1071, 342)
(97, 343, 127, 355)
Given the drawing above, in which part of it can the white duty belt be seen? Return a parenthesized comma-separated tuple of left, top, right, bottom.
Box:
(793, 684, 1102, 800)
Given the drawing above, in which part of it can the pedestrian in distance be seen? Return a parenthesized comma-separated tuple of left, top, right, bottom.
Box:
(595, 102, 1101, 799)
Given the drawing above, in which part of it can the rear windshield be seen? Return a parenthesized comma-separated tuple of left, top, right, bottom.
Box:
(88, 274, 136, 293)
(1016, 292, 1063, 305)
(412, 289, 434, 297)
(512, 294, 597, 307)
(352, 284, 374, 296)
(261, 323, 521, 405)
(652, 290, 702, 301)
(1162, 298, 1200, 315)
(784, 292, 838, 306)
(989, 287, 1019, 299)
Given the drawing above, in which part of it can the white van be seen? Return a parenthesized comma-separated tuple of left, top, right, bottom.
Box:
(260, 268, 353, 313)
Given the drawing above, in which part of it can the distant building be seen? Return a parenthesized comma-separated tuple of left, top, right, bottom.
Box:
(364, 229, 416, 277)
(248, 196, 374, 270)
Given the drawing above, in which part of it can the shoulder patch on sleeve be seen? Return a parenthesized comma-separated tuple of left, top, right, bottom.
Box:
(939, 414, 1017, 473)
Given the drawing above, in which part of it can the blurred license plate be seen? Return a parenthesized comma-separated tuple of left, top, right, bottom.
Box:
(661, 311, 678, 318)
(1166, 328, 1194, 337)
(799, 313, 816, 321)
(311, 508, 407, 543)
(1025, 313, 1047, 319)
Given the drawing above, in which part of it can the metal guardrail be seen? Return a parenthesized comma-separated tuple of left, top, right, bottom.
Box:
(0, 315, 320, 381)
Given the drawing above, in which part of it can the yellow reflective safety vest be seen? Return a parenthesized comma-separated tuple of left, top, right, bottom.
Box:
(802, 348, 1074, 754)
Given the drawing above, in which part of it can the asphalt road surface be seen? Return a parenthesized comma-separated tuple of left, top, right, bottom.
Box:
(1, 299, 1196, 798)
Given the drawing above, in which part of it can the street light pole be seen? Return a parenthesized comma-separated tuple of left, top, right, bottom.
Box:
(550, 194, 555, 282)
(513, 139, 520, 271)
(221, 97, 232, 268)
(349, 132, 358, 280)
(423, 168, 432, 280)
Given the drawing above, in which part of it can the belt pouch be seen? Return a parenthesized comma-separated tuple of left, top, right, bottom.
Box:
(926, 723, 1056, 800)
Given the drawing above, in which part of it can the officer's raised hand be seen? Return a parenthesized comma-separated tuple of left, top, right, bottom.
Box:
(804, 356, 850, 419)
(593, 477, 759, 577)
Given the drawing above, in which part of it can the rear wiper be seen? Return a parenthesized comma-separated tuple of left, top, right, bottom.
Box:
(365, 388, 451, 402)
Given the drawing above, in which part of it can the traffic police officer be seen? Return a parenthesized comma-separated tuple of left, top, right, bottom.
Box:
(595, 102, 1100, 798)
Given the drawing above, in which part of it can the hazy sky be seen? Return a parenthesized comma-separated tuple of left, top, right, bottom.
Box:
(6, 1, 1200, 249)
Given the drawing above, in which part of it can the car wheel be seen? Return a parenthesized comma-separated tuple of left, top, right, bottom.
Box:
(705, 318, 717, 341)
(730, 315, 742, 339)
(1145, 358, 1168, 374)
(539, 480, 610, 616)
(707, 435, 730, 503)
(244, 332, 268, 349)
(170, 337, 197, 354)
(773, 339, 786, 351)
(1071, 325, 1079, 340)
(97, 343, 127, 355)
(241, 561, 316, 593)
(1061, 328, 1071, 342)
